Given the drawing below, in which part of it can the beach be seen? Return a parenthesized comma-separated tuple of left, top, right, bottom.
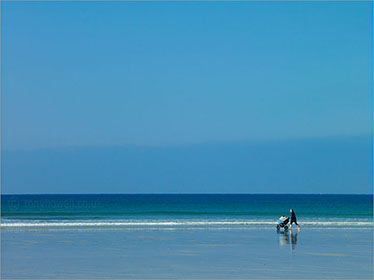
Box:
(1, 226, 373, 279)
(2, 1, 373, 279)
(1, 194, 373, 279)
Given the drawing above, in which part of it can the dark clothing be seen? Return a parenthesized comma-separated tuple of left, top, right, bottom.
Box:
(290, 211, 298, 225)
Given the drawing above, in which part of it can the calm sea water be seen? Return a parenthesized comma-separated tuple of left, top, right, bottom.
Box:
(1, 194, 373, 228)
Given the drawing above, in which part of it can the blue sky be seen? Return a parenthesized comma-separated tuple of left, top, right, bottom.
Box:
(1, 2, 373, 194)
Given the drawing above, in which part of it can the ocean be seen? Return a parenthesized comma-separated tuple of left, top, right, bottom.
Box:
(1, 194, 372, 229)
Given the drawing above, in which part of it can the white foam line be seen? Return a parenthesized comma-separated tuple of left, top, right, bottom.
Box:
(1, 221, 373, 228)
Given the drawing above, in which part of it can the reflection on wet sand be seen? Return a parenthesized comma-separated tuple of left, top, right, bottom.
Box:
(277, 230, 298, 250)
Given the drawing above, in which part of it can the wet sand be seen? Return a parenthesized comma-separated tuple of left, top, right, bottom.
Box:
(1, 226, 373, 279)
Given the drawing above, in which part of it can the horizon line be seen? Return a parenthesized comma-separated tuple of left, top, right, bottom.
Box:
(2, 133, 372, 153)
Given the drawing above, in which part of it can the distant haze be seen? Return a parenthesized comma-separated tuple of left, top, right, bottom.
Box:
(2, 136, 372, 194)
(1, 2, 373, 194)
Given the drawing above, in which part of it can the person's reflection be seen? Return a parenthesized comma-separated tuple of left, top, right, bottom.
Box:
(289, 230, 298, 250)
(277, 230, 298, 250)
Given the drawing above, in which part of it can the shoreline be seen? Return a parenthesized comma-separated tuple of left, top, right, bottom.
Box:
(2, 224, 373, 231)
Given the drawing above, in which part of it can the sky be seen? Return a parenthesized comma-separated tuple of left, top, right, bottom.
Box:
(1, 1, 373, 194)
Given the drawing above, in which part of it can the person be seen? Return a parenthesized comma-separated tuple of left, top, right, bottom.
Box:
(289, 209, 300, 231)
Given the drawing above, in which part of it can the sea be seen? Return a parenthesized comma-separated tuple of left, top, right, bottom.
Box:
(2, 194, 373, 279)
(1, 194, 372, 229)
